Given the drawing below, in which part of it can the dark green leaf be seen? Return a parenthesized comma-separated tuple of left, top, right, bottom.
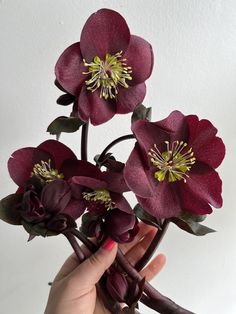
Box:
(170, 216, 216, 236)
(131, 104, 152, 123)
(47, 116, 85, 138)
(134, 204, 162, 229)
(22, 220, 57, 237)
(80, 212, 101, 237)
(0, 194, 22, 225)
(179, 211, 207, 222)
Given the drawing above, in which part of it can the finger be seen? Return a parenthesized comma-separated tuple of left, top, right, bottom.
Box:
(54, 253, 79, 282)
(119, 222, 157, 254)
(140, 254, 166, 282)
(68, 238, 118, 287)
(124, 228, 157, 266)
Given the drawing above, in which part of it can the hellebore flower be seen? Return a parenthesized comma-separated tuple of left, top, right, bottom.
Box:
(71, 160, 132, 215)
(103, 208, 139, 243)
(124, 111, 225, 219)
(55, 8, 153, 125)
(106, 271, 129, 302)
(8, 139, 77, 189)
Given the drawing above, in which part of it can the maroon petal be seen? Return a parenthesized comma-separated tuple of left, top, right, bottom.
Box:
(55, 42, 87, 95)
(8, 147, 51, 187)
(77, 86, 116, 125)
(124, 144, 153, 198)
(184, 162, 223, 208)
(131, 120, 170, 165)
(137, 181, 182, 219)
(80, 9, 130, 61)
(72, 176, 107, 190)
(178, 184, 213, 215)
(116, 83, 146, 114)
(110, 192, 133, 214)
(123, 35, 153, 85)
(63, 198, 85, 220)
(186, 115, 225, 169)
(61, 159, 102, 180)
(101, 171, 130, 193)
(41, 180, 71, 213)
(37, 140, 77, 171)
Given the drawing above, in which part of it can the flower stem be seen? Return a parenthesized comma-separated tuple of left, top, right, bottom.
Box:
(71, 229, 194, 314)
(135, 220, 170, 271)
(63, 232, 85, 262)
(98, 134, 135, 164)
(81, 122, 89, 161)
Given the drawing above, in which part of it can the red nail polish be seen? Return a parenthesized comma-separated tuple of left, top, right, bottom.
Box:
(102, 237, 116, 251)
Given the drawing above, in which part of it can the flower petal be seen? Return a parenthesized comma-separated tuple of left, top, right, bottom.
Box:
(55, 42, 86, 95)
(77, 86, 116, 125)
(137, 181, 182, 219)
(184, 162, 223, 208)
(101, 171, 130, 193)
(37, 140, 77, 171)
(116, 83, 146, 114)
(63, 198, 85, 219)
(110, 192, 133, 214)
(8, 147, 51, 187)
(80, 9, 130, 61)
(123, 35, 153, 85)
(186, 115, 225, 169)
(41, 180, 71, 213)
(61, 159, 101, 180)
(72, 176, 107, 190)
(178, 183, 213, 215)
(124, 143, 153, 198)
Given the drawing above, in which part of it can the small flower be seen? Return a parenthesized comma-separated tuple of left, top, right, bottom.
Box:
(124, 111, 225, 219)
(106, 271, 129, 302)
(55, 9, 153, 125)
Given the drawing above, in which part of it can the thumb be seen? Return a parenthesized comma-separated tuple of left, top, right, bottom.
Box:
(70, 237, 118, 287)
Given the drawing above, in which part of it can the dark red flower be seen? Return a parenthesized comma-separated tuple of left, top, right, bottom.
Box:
(55, 9, 153, 125)
(70, 160, 132, 215)
(8, 139, 77, 188)
(124, 111, 225, 219)
(106, 271, 129, 302)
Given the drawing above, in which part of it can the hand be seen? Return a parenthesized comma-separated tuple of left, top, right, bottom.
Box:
(44, 223, 166, 314)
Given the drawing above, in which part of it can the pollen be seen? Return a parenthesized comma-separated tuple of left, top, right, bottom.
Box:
(82, 188, 113, 209)
(31, 159, 64, 183)
(83, 51, 132, 100)
(148, 141, 196, 183)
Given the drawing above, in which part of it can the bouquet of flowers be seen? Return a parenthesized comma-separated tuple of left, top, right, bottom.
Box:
(0, 8, 225, 314)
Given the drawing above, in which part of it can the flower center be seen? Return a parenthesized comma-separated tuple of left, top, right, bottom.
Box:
(83, 51, 132, 100)
(82, 188, 113, 210)
(32, 159, 64, 183)
(148, 141, 196, 183)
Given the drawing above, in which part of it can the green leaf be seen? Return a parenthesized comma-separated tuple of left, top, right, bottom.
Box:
(134, 204, 162, 229)
(131, 104, 152, 123)
(170, 216, 216, 236)
(80, 212, 100, 237)
(47, 116, 85, 138)
(22, 220, 57, 237)
(0, 194, 22, 225)
(179, 211, 207, 222)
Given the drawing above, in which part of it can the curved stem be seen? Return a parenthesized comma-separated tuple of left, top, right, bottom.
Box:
(98, 134, 135, 164)
(71, 229, 194, 314)
(81, 123, 89, 161)
(63, 232, 85, 262)
(135, 220, 170, 271)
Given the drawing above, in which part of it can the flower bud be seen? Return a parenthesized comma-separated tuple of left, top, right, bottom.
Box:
(47, 213, 76, 232)
(103, 208, 139, 243)
(21, 190, 46, 223)
(106, 271, 128, 302)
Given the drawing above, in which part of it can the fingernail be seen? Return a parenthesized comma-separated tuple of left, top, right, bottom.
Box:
(102, 237, 116, 251)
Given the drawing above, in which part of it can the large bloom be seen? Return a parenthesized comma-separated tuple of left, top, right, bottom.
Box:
(124, 111, 225, 219)
(55, 9, 153, 125)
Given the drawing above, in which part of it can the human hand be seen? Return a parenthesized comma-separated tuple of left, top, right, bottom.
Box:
(44, 223, 166, 314)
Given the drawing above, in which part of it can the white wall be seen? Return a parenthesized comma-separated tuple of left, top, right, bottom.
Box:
(0, 1, 235, 313)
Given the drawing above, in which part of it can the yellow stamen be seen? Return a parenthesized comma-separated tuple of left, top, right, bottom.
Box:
(83, 51, 132, 100)
(82, 189, 113, 209)
(149, 141, 196, 183)
(31, 159, 64, 183)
